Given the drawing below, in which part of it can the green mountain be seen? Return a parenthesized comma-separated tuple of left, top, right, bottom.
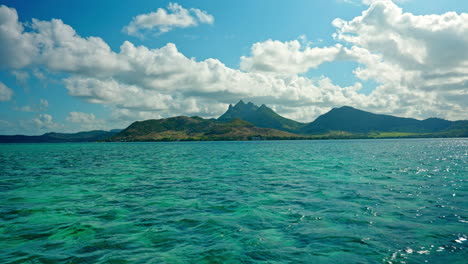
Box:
(217, 102, 468, 136)
(108, 116, 300, 142)
(0, 129, 121, 143)
(2, 103, 466, 142)
(218, 100, 304, 132)
(301, 106, 468, 135)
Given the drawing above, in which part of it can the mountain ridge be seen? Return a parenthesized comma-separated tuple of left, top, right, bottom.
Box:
(218, 100, 304, 132)
(0, 129, 121, 143)
(219, 102, 468, 135)
(109, 116, 299, 142)
(1, 102, 467, 142)
(301, 105, 463, 134)
(107, 101, 467, 141)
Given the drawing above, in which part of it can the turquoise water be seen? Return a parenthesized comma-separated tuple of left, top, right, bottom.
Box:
(0, 139, 467, 263)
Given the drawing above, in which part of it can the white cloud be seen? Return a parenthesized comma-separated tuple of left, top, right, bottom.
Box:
(62, 41, 367, 120)
(33, 68, 45, 80)
(0, 5, 36, 69)
(331, 0, 468, 119)
(0, 6, 124, 77)
(28, 114, 59, 131)
(66, 111, 107, 130)
(66, 112, 96, 123)
(240, 39, 343, 76)
(13, 113, 63, 135)
(0, 81, 13, 101)
(339, 0, 407, 6)
(11, 70, 29, 85)
(362, 0, 407, 5)
(123, 3, 214, 37)
(33, 19, 124, 75)
(66, 111, 125, 131)
(333, 1, 468, 71)
(191, 8, 214, 24)
(39, 99, 48, 108)
(2, 115, 60, 135)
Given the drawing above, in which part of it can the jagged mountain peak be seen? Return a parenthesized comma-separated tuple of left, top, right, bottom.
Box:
(235, 100, 245, 106)
(231, 100, 258, 111)
(218, 101, 304, 132)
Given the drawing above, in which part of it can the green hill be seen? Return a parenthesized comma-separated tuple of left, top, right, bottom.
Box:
(0, 130, 121, 143)
(2, 102, 466, 142)
(112, 103, 467, 141)
(301, 106, 468, 135)
(108, 116, 300, 141)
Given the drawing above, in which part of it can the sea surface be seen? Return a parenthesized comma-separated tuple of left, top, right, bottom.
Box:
(0, 139, 467, 263)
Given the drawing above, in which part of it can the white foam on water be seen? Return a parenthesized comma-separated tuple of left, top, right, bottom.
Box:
(385, 234, 467, 263)
(454, 236, 466, 244)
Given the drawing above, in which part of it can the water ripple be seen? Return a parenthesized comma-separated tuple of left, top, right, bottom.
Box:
(0, 139, 467, 263)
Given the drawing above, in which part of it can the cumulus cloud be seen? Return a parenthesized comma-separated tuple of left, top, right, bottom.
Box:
(33, 69, 46, 80)
(0, 6, 123, 77)
(240, 40, 343, 76)
(191, 8, 215, 24)
(39, 99, 48, 108)
(2, 115, 59, 135)
(362, 0, 407, 5)
(0, 5, 36, 69)
(334, 1, 468, 71)
(28, 114, 59, 131)
(11, 70, 29, 86)
(64, 71, 366, 119)
(61, 39, 368, 119)
(66, 112, 96, 123)
(66, 111, 108, 130)
(123, 3, 214, 37)
(339, 0, 407, 5)
(235, 1, 468, 120)
(331, 0, 468, 119)
(0, 81, 13, 101)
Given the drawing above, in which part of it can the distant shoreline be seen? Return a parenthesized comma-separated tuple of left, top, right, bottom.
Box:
(1, 135, 467, 144)
(2, 102, 467, 143)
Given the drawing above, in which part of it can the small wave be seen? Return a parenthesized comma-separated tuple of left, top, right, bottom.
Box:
(384, 234, 467, 263)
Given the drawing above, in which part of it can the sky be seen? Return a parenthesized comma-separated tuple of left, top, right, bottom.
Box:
(0, 0, 467, 135)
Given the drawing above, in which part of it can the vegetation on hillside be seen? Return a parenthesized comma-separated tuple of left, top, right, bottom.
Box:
(2, 101, 467, 142)
(108, 116, 299, 142)
(0, 130, 120, 143)
(218, 100, 304, 132)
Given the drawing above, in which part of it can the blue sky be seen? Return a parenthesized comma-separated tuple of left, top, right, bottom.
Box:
(0, 0, 467, 134)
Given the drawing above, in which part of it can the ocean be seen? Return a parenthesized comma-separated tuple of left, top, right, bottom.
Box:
(1, 139, 467, 263)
